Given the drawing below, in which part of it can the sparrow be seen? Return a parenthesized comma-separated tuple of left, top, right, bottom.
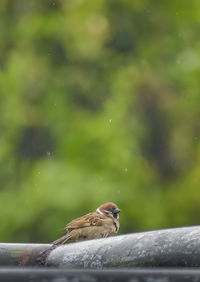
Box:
(52, 202, 120, 245)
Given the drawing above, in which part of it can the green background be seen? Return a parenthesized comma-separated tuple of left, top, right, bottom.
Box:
(0, 0, 200, 243)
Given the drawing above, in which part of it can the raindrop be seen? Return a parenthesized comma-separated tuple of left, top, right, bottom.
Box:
(47, 151, 51, 156)
(109, 119, 112, 123)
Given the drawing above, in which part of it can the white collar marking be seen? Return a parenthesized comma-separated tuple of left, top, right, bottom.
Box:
(96, 208, 104, 215)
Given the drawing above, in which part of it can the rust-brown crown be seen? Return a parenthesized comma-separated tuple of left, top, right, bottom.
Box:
(97, 202, 120, 214)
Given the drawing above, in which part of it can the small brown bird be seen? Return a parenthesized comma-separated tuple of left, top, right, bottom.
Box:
(52, 202, 120, 245)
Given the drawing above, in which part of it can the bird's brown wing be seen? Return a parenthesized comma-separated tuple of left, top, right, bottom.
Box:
(66, 212, 105, 232)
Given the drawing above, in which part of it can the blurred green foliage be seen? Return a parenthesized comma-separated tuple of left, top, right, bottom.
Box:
(0, 0, 200, 243)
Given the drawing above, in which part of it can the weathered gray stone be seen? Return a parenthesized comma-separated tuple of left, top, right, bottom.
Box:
(0, 243, 51, 266)
(46, 226, 200, 268)
(1, 226, 200, 268)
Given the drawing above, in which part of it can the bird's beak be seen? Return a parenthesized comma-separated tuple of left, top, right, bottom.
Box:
(114, 208, 121, 214)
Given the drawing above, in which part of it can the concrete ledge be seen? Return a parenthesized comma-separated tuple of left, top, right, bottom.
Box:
(0, 226, 200, 267)
(0, 243, 51, 266)
(47, 226, 200, 268)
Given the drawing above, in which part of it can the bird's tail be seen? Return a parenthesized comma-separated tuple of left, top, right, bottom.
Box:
(52, 233, 72, 245)
(36, 245, 57, 266)
(36, 233, 72, 266)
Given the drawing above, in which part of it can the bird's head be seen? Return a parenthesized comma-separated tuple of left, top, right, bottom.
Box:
(97, 202, 120, 219)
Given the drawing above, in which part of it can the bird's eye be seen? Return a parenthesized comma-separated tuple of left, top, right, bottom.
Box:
(113, 208, 120, 214)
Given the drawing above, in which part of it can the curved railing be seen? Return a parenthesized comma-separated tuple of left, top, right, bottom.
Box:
(0, 226, 200, 267)
(1, 226, 200, 281)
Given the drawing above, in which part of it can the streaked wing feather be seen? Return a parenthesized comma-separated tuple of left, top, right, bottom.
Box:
(66, 212, 105, 231)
